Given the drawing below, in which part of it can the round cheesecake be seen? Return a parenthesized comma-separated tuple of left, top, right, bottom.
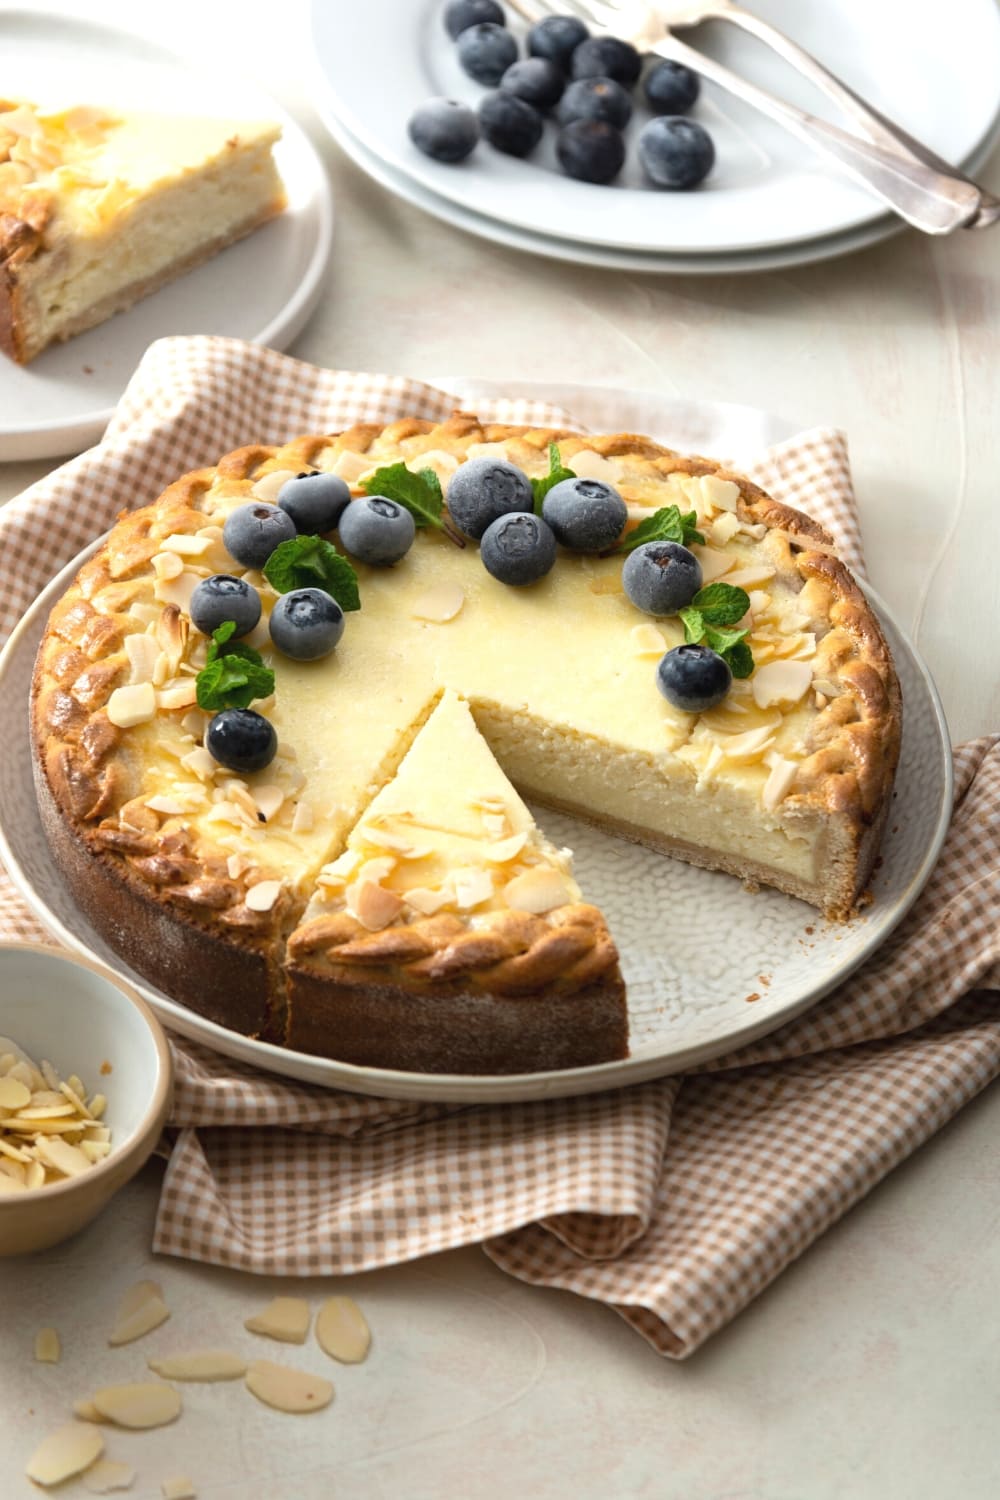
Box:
(31, 416, 901, 1073)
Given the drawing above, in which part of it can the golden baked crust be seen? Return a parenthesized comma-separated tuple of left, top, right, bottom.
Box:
(30, 415, 902, 1072)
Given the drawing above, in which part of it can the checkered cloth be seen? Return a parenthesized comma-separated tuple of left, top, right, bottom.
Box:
(2, 337, 997, 1358)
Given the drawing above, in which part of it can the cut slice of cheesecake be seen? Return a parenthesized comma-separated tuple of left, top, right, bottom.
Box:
(0, 99, 286, 363)
(284, 690, 628, 1074)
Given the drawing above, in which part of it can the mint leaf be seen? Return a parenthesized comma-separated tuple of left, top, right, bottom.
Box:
(679, 607, 706, 644)
(263, 536, 360, 612)
(196, 623, 275, 712)
(531, 443, 576, 515)
(723, 640, 755, 679)
(363, 463, 444, 529)
(704, 624, 749, 656)
(692, 582, 750, 628)
(618, 505, 705, 553)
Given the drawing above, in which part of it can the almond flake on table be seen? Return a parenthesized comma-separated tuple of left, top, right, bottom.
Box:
(244, 1296, 311, 1344)
(315, 1296, 371, 1365)
(83, 1458, 138, 1494)
(108, 1281, 170, 1346)
(24, 1422, 104, 1488)
(90, 1383, 182, 1430)
(245, 1360, 334, 1414)
(34, 1326, 61, 1363)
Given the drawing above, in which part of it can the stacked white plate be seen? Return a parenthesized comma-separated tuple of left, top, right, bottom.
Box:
(311, 0, 1000, 274)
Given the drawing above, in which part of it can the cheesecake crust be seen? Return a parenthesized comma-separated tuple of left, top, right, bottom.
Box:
(30, 417, 903, 1072)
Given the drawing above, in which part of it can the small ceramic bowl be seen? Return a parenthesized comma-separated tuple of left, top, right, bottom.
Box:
(0, 943, 172, 1255)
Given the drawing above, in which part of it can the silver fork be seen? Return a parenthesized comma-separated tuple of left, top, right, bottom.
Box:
(507, 0, 996, 234)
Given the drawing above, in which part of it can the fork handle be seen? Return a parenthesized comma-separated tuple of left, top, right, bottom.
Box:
(652, 32, 983, 234)
(701, 2, 1000, 227)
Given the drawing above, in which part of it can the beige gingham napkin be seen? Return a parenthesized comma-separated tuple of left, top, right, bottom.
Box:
(2, 337, 997, 1359)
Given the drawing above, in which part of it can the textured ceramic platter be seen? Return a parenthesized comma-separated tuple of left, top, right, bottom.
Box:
(312, 0, 1000, 255)
(0, 10, 334, 462)
(0, 538, 952, 1103)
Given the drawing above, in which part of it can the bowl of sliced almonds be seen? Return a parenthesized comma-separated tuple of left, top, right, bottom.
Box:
(0, 943, 172, 1254)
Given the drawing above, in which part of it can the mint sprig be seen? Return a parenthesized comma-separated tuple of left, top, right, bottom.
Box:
(195, 621, 275, 712)
(362, 462, 466, 546)
(531, 443, 576, 515)
(263, 535, 360, 612)
(679, 583, 755, 679)
(617, 504, 705, 553)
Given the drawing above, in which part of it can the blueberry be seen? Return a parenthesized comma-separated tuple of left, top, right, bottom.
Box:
(556, 120, 625, 184)
(541, 477, 627, 553)
(480, 513, 556, 586)
(570, 36, 641, 87)
(527, 15, 589, 72)
(206, 708, 278, 774)
(558, 76, 632, 130)
(338, 496, 416, 566)
(408, 98, 479, 163)
(622, 541, 703, 616)
(656, 644, 731, 713)
(277, 471, 351, 534)
(479, 92, 544, 157)
(443, 0, 504, 40)
(644, 59, 700, 116)
(501, 57, 565, 110)
(638, 117, 715, 189)
(446, 458, 533, 540)
(269, 587, 345, 661)
(189, 575, 261, 639)
(222, 502, 297, 570)
(457, 22, 518, 86)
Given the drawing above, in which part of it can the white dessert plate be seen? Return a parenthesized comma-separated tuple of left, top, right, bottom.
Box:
(0, 543, 952, 1105)
(325, 103, 907, 274)
(0, 10, 334, 463)
(310, 0, 1000, 255)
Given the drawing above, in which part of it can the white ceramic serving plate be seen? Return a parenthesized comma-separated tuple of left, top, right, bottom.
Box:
(323, 102, 908, 275)
(0, 9, 334, 463)
(0, 541, 952, 1104)
(311, 0, 1000, 255)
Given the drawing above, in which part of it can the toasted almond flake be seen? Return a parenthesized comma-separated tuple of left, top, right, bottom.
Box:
(315, 1296, 371, 1364)
(245, 1297, 311, 1345)
(162, 1480, 196, 1500)
(748, 590, 772, 614)
(245, 1360, 334, 1415)
(752, 659, 813, 710)
(151, 551, 184, 581)
(161, 532, 212, 556)
(181, 709, 207, 738)
(358, 825, 427, 857)
(811, 676, 841, 697)
(25, 1422, 104, 1487)
(568, 449, 617, 482)
(106, 682, 156, 729)
(348, 879, 404, 931)
(407, 449, 460, 487)
(157, 679, 200, 711)
(252, 785, 285, 822)
(148, 1350, 246, 1382)
(710, 511, 741, 546)
(0, 1075, 30, 1109)
(691, 545, 734, 583)
(245, 880, 282, 914)
(83, 1458, 137, 1493)
(452, 869, 494, 909)
(108, 1295, 170, 1347)
(700, 475, 741, 512)
(330, 451, 373, 483)
(357, 855, 396, 885)
(91, 1383, 181, 1430)
(251, 467, 300, 503)
(718, 727, 776, 764)
(146, 793, 203, 816)
(629, 623, 667, 656)
(726, 564, 777, 589)
(814, 691, 828, 709)
(226, 853, 249, 880)
(405, 887, 452, 915)
(124, 632, 160, 685)
(180, 747, 217, 780)
(762, 757, 799, 811)
(486, 831, 529, 863)
(291, 801, 314, 834)
(504, 866, 575, 915)
(410, 582, 465, 623)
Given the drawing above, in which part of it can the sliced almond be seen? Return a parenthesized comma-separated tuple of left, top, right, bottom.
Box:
(244, 1297, 311, 1345)
(752, 660, 813, 710)
(0, 1075, 30, 1109)
(504, 867, 575, 915)
(709, 511, 741, 546)
(251, 468, 300, 503)
(567, 449, 617, 482)
(109, 1282, 169, 1346)
(34, 1327, 61, 1363)
(452, 869, 494, 910)
(245, 880, 283, 914)
(153, 572, 199, 612)
(91, 1382, 181, 1430)
(410, 582, 465, 623)
(161, 532, 212, 556)
(690, 545, 734, 583)
(25, 1422, 104, 1488)
(330, 451, 372, 483)
(83, 1458, 137, 1492)
(486, 831, 529, 864)
(106, 682, 157, 729)
(718, 726, 776, 764)
(628, 623, 667, 657)
(34, 1136, 93, 1178)
(245, 1360, 334, 1415)
(725, 564, 777, 589)
(291, 801, 314, 834)
(252, 785, 285, 822)
(151, 551, 184, 581)
(315, 1297, 371, 1365)
(700, 475, 740, 512)
(148, 1349, 247, 1382)
(161, 1479, 196, 1500)
(72, 1399, 107, 1424)
(762, 757, 799, 812)
(347, 879, 403, 931)
(404, 887, 452, 916)
(124, 632, 160, 685)
(0, 1171, 27, 1193)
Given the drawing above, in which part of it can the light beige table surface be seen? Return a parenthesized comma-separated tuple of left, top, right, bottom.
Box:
(2, 2, 998, 1496)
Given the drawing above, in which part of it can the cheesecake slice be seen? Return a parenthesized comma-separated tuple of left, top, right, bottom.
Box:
(0, 99, 285, 364)
(285, 691, 628, 1074)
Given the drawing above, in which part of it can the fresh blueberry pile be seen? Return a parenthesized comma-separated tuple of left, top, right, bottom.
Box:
(408, 4, 715, 190)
